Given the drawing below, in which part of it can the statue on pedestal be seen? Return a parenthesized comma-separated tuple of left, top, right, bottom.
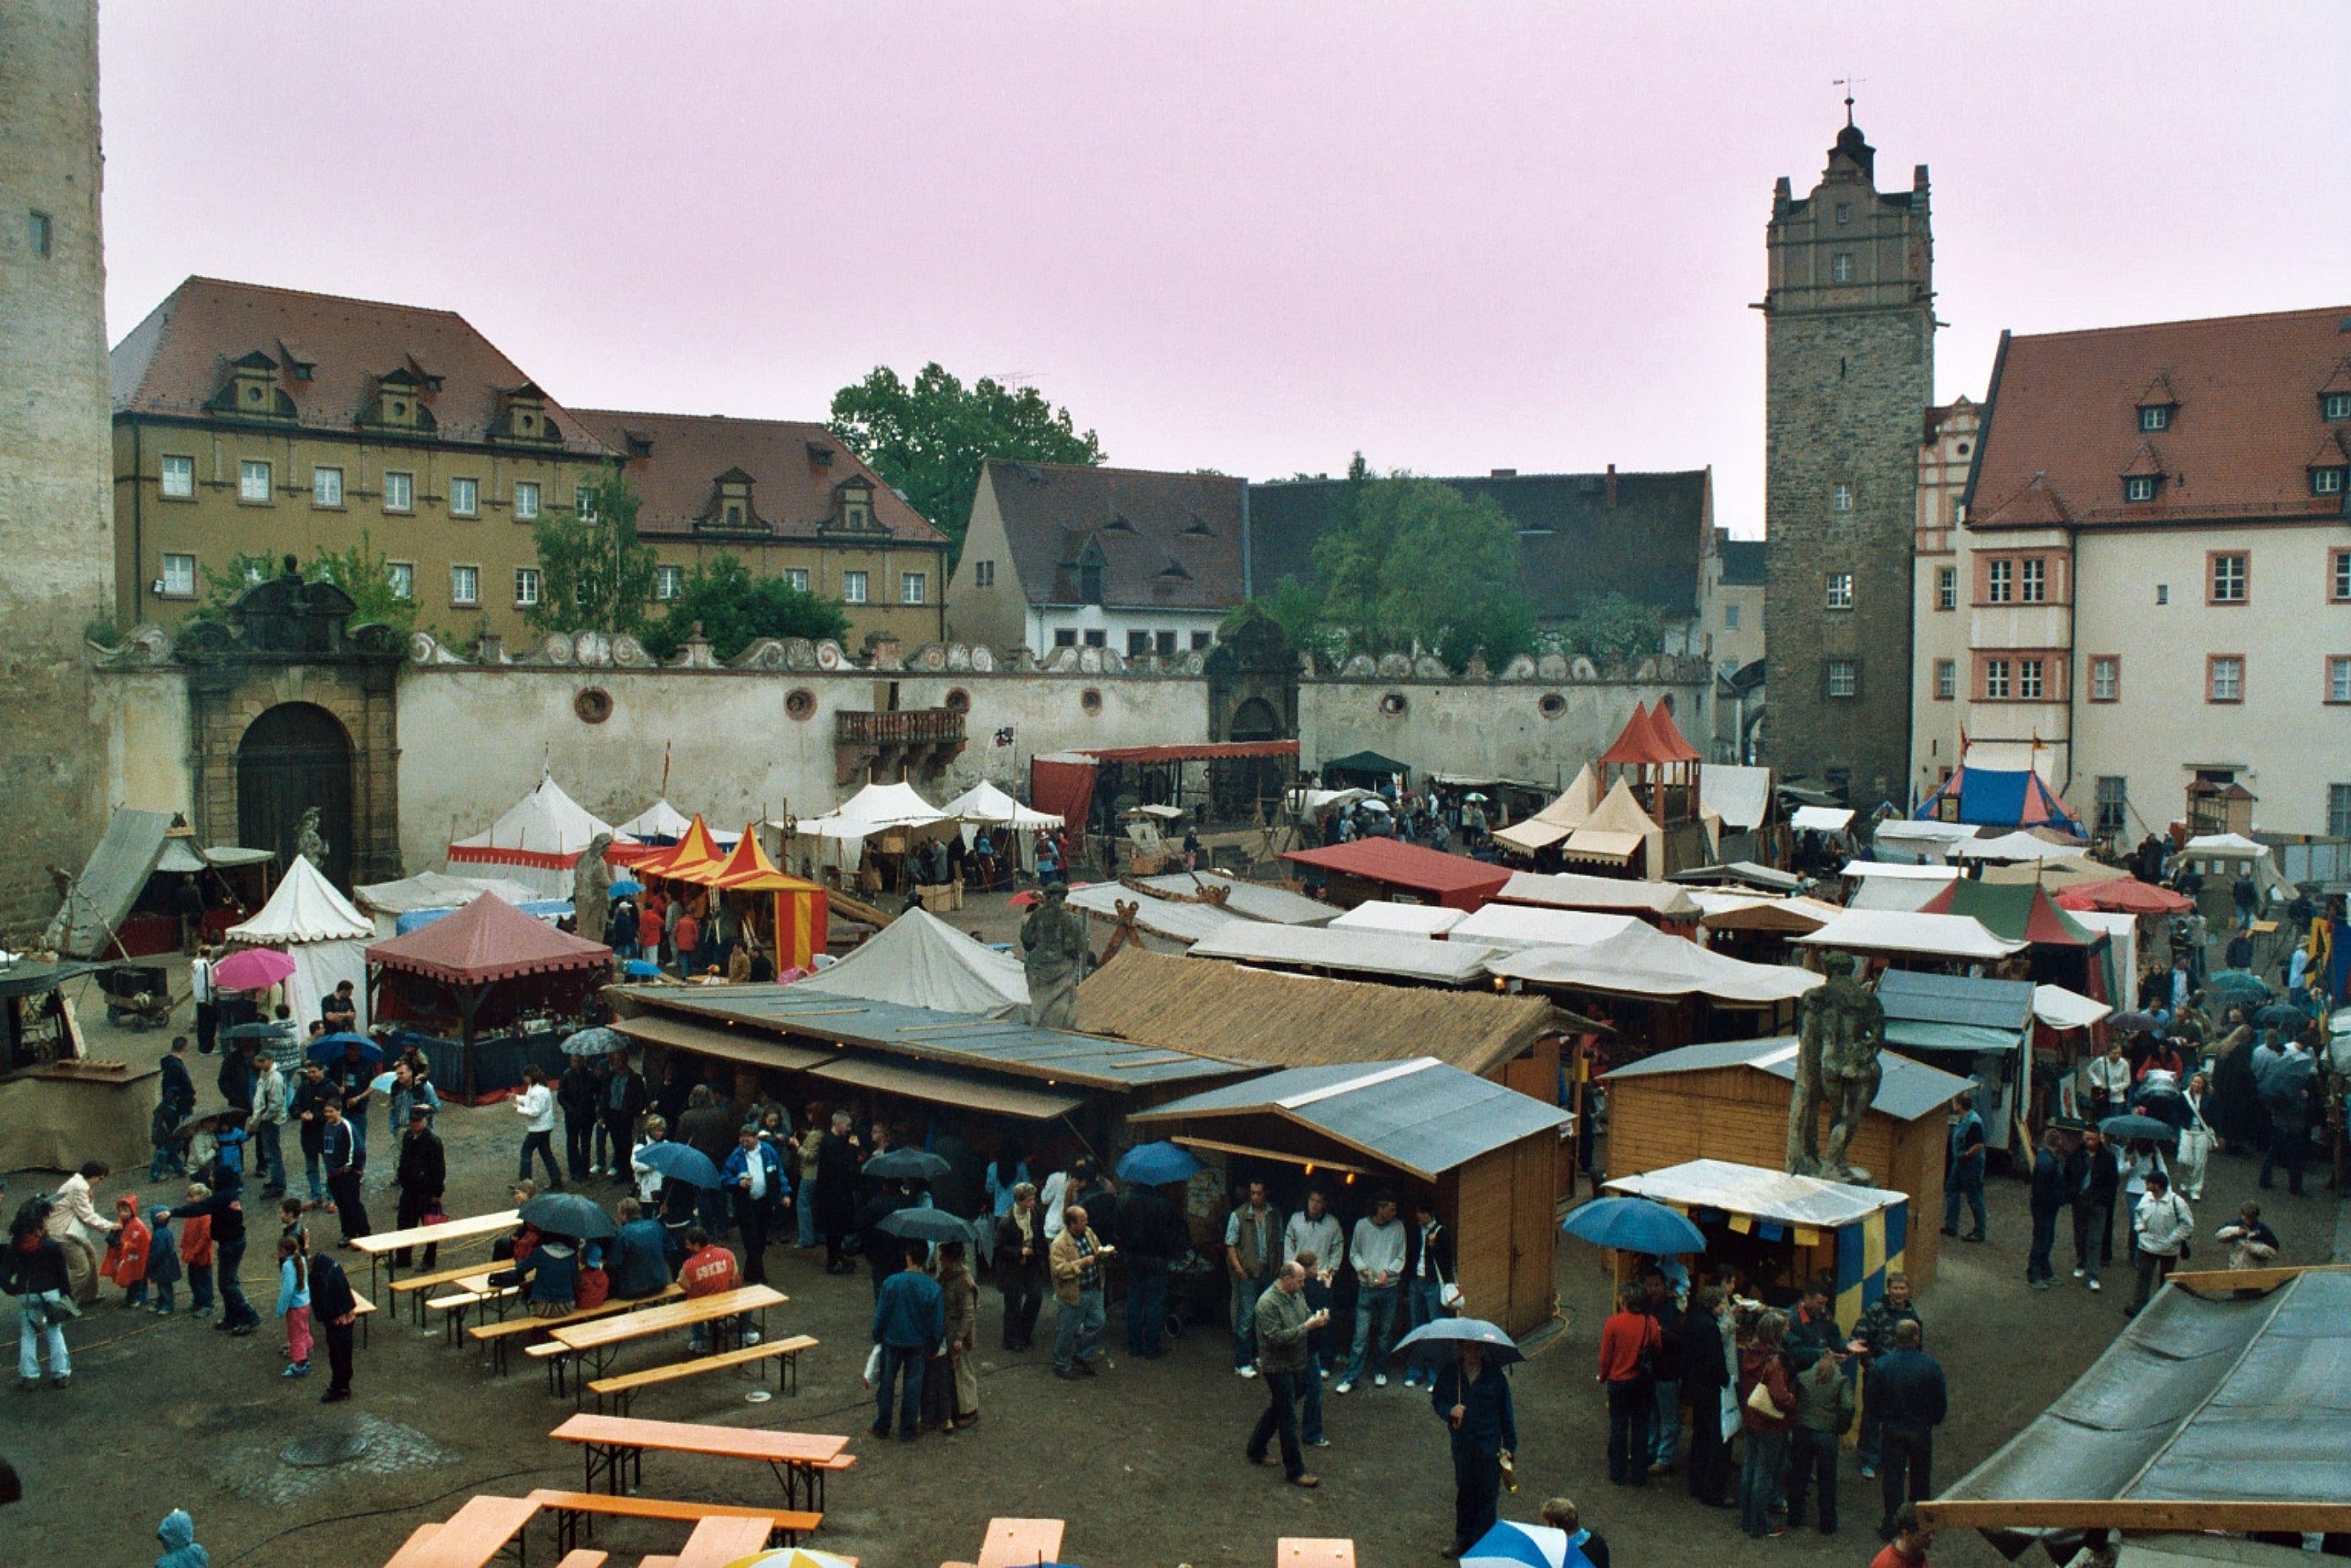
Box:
(1786, 950, 1885, 1186)
(296, 806, 329, 873)
(574, 832, 615, 945)
(1020, 883, 1087, 1029)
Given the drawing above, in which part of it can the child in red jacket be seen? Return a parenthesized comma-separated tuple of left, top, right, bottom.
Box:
(101, 1193, 153, 1308)
(179, 1183, 216, 1318)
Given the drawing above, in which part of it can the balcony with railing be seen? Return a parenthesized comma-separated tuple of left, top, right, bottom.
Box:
(834, 708, 966, 784)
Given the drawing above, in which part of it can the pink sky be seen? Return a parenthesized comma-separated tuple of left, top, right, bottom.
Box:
(98, 3, 2348, 537)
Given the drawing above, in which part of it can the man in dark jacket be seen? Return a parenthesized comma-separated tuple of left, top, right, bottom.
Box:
(557, 1057, 601, 1183)
(392, 1106, 445, 1269)
(1869, 1321, 1947, 1541)
(676, 1087, 739, 1238)
(1119, 1181, 1179, 1359)
(855, 1182, 918, 1300)
(308, 1248, 358, 1402)
(2026, 1129, 2068, 1287)
(2068, 1128, 2120, 1290)
(870, 1245, 944, 1441)
(610, 1198, 677, 1299)
(814, 1111, 862, 1274)
(601, 1057, 649, 1182)
(1850, 1272, 1924, 1480)
(1248, 1262, 1325, 1487)
(1433, 1340, 1517, 1555)
(174, 1172, 260, 1334)
(1679, 1286, 1735, 1506)
(321, 1101, 371, 1245)
(1640, 1267, 1686, 1475)
(290, 1061, 334, 1207)
(1402, 1201, 1455, 1390)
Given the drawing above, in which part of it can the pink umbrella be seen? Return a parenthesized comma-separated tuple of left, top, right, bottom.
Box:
(211, 947, 296, 991)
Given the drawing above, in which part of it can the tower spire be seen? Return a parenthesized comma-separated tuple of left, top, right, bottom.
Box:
(1835, 74, 1863, 127)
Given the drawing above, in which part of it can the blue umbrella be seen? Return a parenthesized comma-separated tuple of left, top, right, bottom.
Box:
(1559, 1195, 1707, 1257)
(608, 880, 645, 898)
(1114, 1141, 1202, 1186)
(1391, 1316, 1522, 1366)
(1464, 1521, 1572, 1568)
(308, 1033, 383, 1065)
(622, 959, 662, 978)
(633, 1141, 724, 1189)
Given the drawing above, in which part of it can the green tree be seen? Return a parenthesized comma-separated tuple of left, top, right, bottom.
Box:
(1556, 590, 1663, 665)
(828, 363, 1104, 557)
(189, 537, 417, 634)
(638, 555, 853, 662)
(1311, 464, 1536, 673)
(1236, 575, 1333, 657)
(526, 464, 658, 637)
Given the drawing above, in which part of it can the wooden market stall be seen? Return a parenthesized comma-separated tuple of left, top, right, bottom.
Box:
(1488, 919, 1823, 1057)
(704, 823, 829, 972)
(1602, 1157, 1917, 1327)
(0, 958, 155, 1171)
(1130, 1057, 1570, 1335)
(1598, 1037, 1971, 1287)
(1872, 970, 2035, 1157)
(1278, 839, 1510, 912)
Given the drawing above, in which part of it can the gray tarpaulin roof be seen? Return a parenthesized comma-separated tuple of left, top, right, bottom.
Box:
(1604, 1157, 1905, 1227)
(1130, 1057, 1568, 1180)
(1940, 1270, 2351, 1558)
(1602, 1035, 1975, 1123)
(1876, 970, 2034, 1056)
(1188, 923, 1501, 985)
(44, 809, 174, 957)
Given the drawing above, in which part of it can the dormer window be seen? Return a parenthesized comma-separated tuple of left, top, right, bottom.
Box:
(2134, 372, 2179, 437)
(491, 382, 558, 444)
(2122, 441, 2164, 504)
(2325, 392, 2351, 423)
(2315, 465, 2347, 497)
(1077, 540, 1106, 605)
(832, 475, 875, 532)
(368, 366, 436, 434)
(1105, 512, 1136, 534)
(2139, 404, 2172, 432)
(805, 441, 834, 467)
(2124, 475, 2160, 503)
(1181, 513, 1215, 536)
(208, 350, 294, 420)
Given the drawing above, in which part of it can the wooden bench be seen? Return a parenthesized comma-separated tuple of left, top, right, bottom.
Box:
(587, 1334, 818, 1413)
(381, 1495, 537, 1568)
(427, 1275, 519, 1345)
(1277, 1540, 1357, 1568)
(388, 1261, 508, 1327)
(673, 1514, 774, 1568)
(545, 1285, 782, 1397)
(350, 1288, 376, 1349)
(553, 1553, 605, 1568)
(525, 1489, 820, 1555)
(471, 1286, 682, 1380)
(547, 1412, 849, 1512)
(351, 1208, 519, 1299)
(977, 1517, 1065, 1568)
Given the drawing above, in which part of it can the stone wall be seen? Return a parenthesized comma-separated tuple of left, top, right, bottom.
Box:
(1300, 652, 1711, 788)
(0, 0, 116, 938)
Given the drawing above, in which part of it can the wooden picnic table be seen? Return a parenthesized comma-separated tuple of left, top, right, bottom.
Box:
(549, 1411, 849, 1512)
(672, 1514, 774, 1568)
(549, 1284, 784, 1384)
(350, 1208, 519, 1297)
(977, 1518, 1066, 1568)
(380, 1494, 538, 1568)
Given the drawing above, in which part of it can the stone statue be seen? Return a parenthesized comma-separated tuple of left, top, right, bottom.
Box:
(1019, 882, 1087, 1029)
(574, 832, 615, 945)
(1786, 950, 1886, 1186)
(296, 806, 329, 872)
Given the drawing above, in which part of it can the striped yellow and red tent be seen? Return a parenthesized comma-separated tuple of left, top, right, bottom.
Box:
(635, 814, 727, 884)
(711, 824, 829, 971)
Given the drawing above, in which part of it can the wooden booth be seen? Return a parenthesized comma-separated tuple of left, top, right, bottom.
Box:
(1599, 1036, 1973, 1288)
(1131, 1058, 1570, 1336)
(0, 959, 157, 1171)
(1604, 1157, 1913, 1332)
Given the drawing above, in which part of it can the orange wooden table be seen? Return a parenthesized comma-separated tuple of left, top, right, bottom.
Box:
(380, 1495, 538, 1568)
(976, 1517, 1065, 1567)
(549, 1411, 849, 1510)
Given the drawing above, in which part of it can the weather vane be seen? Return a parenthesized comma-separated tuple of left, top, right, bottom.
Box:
(1834, 74, 1863, 127)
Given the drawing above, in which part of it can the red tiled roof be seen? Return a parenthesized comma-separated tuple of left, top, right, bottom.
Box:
(982, 460, 1246, 611)
(110, 276, 614, 455)
(365, 893, 612, 985)
(1280, 840, 1511, 903)
(1968, 305, 2351, 531)
(572, 409, 946, 546)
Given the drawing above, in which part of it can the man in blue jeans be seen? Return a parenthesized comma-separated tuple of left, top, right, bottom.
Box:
(1337, 1196, 1404, 1395)
(1402, 1201, 1451, 1388)
(1942, 1095, 1988, 1242)
(1225, 1182, 1281, 1376)
(870, 1244, 942, 1441)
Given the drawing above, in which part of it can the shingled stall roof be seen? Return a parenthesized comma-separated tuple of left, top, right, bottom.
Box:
(1967, 304, 2351, 532)
(1602, 1035, 1976, 1124)
(1129, 1057, 1569, 1181)
(1246, 468, 1709, 623)
(983, 459, 1246, 610)
(573, 408, 946, 545)
(613, 980, 1255, 1094)
(111, 276, 613, 453)
(1079, 947, 1572, 1078)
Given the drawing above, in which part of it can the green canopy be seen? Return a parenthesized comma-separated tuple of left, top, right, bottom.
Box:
(1321, 749, 1413, 781)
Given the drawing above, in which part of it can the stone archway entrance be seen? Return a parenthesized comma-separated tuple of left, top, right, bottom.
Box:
(238, 703, 355, 888)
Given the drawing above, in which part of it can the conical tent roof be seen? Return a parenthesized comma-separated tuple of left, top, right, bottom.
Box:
(1921, 879, 2100, 949)
(613, 798, 693, 843)
(941, 780, 1064, 831)
(711, 826, 824, 893)
(793, 907, 1028, 1014)
(794, 781, 953, 840)
(639, 815, 726, 882)
(1599, 702, 1701, 767)
(366, 892, 611, 985)
(227, 855, 372, 944)
(1490, 765, 1598, 854)
(449, 773, 611, 868)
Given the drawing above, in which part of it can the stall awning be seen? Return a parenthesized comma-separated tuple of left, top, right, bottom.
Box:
(809, 1054, 1082, 1120)
(613, 1013, 832, 1072)
(1884, 1020, 2026, 1055)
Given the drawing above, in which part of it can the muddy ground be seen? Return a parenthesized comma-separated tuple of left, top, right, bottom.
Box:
(5, 935, 2339, 1568)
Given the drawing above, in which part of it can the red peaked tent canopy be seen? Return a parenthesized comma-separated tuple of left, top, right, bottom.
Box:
(1599, 701, 1702, 767)
(367, 894, 613, 1099)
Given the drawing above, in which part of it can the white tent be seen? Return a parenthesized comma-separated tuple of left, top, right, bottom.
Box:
(1487, 919, 1823, 1005)
(1329, 902, 1465, 936)
(225, 855, 372, 1028)
(1497, 870, 1703, 920)
(1794, 910, 2028, 963)
(793, 907, 1028, 1015)
(1449, 903, 1638, 952)
(1188, 923, 1501, 985)
(2066, 908, 2140, 994)
(353, 870, 549, 939)
(1848, 875, 1951, 914)
(788, 781, 957, 871)
(613, 798, 693, 843)
(2182, 833, 2264, 857)
(2033, 983, 2112, 1033)
(1872, 819, 1978, 864)
(1064, 881, 1243, 945)
(943, 780, 1063, 873)
(1699, 765, 1774, 833)
(1955, 831, 2088, 863)
(448, 773, 612, 897)
(1489, 765, 1598, 856)
(1841, 860, 1961, 881)
(1789, 804, 1855, 834)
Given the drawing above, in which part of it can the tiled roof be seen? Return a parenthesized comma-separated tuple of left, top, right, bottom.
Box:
(982, 460, 1245, 610)
(572, 409, 945, 546)
(1968, 305, 2351, 530)
(1717, 538, 1766, 587)
(110, 276, 614, 455)
(1247, 468, 1709, 620)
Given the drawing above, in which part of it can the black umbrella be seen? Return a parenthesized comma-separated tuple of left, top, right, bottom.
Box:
(2099, 1113, 2179, 1149)
(166, 1102, 241, 1142)
(2255, 1003, 2309, 1031)
(518, 1191, 618, 1241)
(862, 1149, 951, 1181)
(1390, 1317, 1523, 1366)
(877, 1207, 978, 1246)
(2105, 1011, 2163, 1035)
(224, 1021, 295, 1041)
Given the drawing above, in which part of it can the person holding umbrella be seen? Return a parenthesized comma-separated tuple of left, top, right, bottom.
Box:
(723, 1125, 788, 1287)
(1424, 1320, 1517, 1556)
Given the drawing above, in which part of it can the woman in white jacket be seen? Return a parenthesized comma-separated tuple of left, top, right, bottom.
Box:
(2126, 1170, 2193, 1318)
(2173, 1072, 2217, 1201)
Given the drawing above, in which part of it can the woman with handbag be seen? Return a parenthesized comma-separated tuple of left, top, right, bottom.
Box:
(2175, 1072, 2217, 1201)
(1736, 1310, 1799, 1540)
(1596, 1282, 1662, 1487)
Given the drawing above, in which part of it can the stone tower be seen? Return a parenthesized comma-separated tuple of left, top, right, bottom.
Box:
(1761, 114, 1933, 808)
(0, 0, 115, 934)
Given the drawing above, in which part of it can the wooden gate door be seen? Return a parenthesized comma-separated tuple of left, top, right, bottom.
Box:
(1509, 1134, 1560, 1333)
(237, 703, 354, 888)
